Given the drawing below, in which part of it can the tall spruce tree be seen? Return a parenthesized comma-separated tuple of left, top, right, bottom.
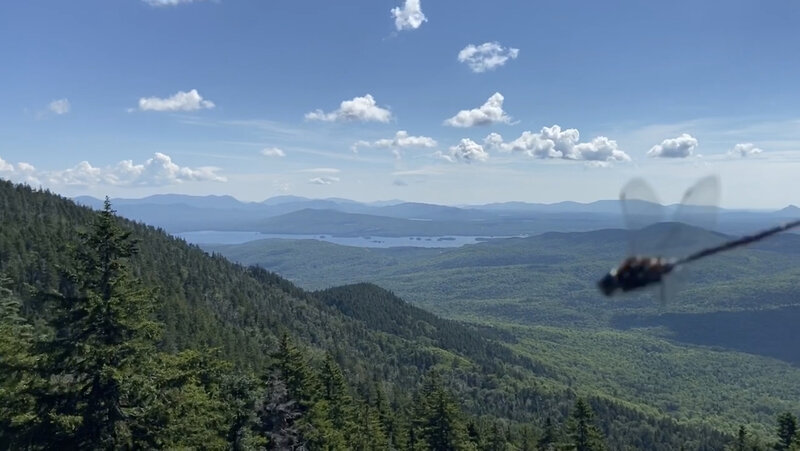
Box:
(39, 198, 161, 448)
(0, 277, 40, 448)
(413, 372, 472, 451)
(537, 416, 558, 451)
(566, 398, 606, 451)
(777, 412, 798, 451)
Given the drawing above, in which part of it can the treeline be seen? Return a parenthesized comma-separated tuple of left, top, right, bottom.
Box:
(0, 199, 607, 449)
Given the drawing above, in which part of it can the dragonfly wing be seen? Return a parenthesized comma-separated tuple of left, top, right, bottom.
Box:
(620, 177, 665, 256)
(657, 175, 722, 304)
(657, 175, 722, 257)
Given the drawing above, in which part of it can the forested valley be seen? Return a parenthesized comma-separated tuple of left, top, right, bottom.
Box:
(1, 180, 798, 449)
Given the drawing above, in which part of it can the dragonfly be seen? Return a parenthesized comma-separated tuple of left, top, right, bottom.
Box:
(598, 176, 800, 299)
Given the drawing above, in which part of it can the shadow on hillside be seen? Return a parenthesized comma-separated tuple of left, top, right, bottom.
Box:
(611, 306, 800, 366)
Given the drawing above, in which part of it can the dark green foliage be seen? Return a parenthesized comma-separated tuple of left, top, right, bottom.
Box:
(37, 198, 161, 448)
(537, 416, 559, 451)
(566, 398, 606, 451)
(0, 277, 40, 448)
(776, 412, 798, 450)
(412, 372, 472, 450)
(0, 180, 747, 449)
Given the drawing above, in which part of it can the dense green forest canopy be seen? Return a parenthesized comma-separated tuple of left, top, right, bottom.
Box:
(1, 179, 796, 449)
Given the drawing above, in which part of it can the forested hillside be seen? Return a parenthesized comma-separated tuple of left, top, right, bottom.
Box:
(210, 223, 800, 441)
(0, 179, 767, 449)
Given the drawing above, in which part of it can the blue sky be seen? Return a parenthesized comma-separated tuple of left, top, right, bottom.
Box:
(2, 0, 800, 207)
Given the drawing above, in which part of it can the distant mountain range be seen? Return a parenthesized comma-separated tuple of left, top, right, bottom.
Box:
(73, 194, 800, 237)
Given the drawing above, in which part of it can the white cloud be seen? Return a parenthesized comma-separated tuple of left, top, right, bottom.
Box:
(261, 147, 286, 157)
(484, 132, 504, 149)
(647, 133, 698, 158)
(391, 0, 426, 31)
(48, 99, 71, 115)
(0, 157, 13, 172)
(487, 125, 631, 162)
(729, 142, 763, 157)
(352, 130, 437, 157)
(305, 94, 392, 123)
(143, 0, 207, 6)
(443, 92, 512, 128)
(137, 89, 215, 112)
(437, 138, 489, 164)
(458, 42, 519, 73)
(309, 176, 340, 185)
(0, 153, 225, 187)
(299, 168, 340, 174)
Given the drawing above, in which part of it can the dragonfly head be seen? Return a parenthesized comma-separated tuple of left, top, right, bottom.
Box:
(597, 268, 619, 297)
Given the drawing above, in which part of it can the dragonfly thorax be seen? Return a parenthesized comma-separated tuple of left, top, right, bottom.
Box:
(598, 256, 677, 297)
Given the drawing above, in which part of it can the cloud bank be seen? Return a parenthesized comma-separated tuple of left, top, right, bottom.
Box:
(0, 153, 225, 187)
(485, 125, 631, 163)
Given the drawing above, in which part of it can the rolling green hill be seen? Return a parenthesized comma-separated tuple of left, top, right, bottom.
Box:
(208, 225, 800, 439)
(0, 180, 738, 448)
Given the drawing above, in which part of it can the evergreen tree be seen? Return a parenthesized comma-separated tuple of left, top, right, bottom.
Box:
(537, 416, 558, 451)
(0, 277, 40, 448)
(38, 199, 162, 448)
(413, 372, 471, 451)
(734, 425, 748, 451)
(265, 334, 334, 449)
(777, 412, 798, 451)
(488, 421, 508, 451)
(320, 352, 356, 444)
(256, 373, 303, 450)
(566, 399, 606, 451)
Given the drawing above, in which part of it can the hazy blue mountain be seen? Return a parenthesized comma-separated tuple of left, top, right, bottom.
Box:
(74, 193, 798, 238)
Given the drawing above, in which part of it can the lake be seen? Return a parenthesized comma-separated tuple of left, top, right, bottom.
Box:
(174, 230, 520, 248)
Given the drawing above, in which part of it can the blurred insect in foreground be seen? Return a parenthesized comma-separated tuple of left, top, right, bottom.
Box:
(598, 176, 800, 300)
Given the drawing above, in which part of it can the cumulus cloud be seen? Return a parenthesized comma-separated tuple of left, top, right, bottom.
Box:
(305, 94, 392, 123)
(309, 176, 340, 185)
(391, 0, 426, 31)
(352, 130, 437, 157)
(436, 138, 489, 164)
(484, 132, 504, 149)
(0, 153, 225, 187)
(486, 125, 631, 162)
(143, 0, 207, 6)
(443, 92, 512, 128)
(48, 99, 71, 115)
(647, 133, 698, 158)
(729, 142, 763, 157)
(261, 147, 286, 157)
(137, 89, 215, 112)
(458, 42, 519, 73)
